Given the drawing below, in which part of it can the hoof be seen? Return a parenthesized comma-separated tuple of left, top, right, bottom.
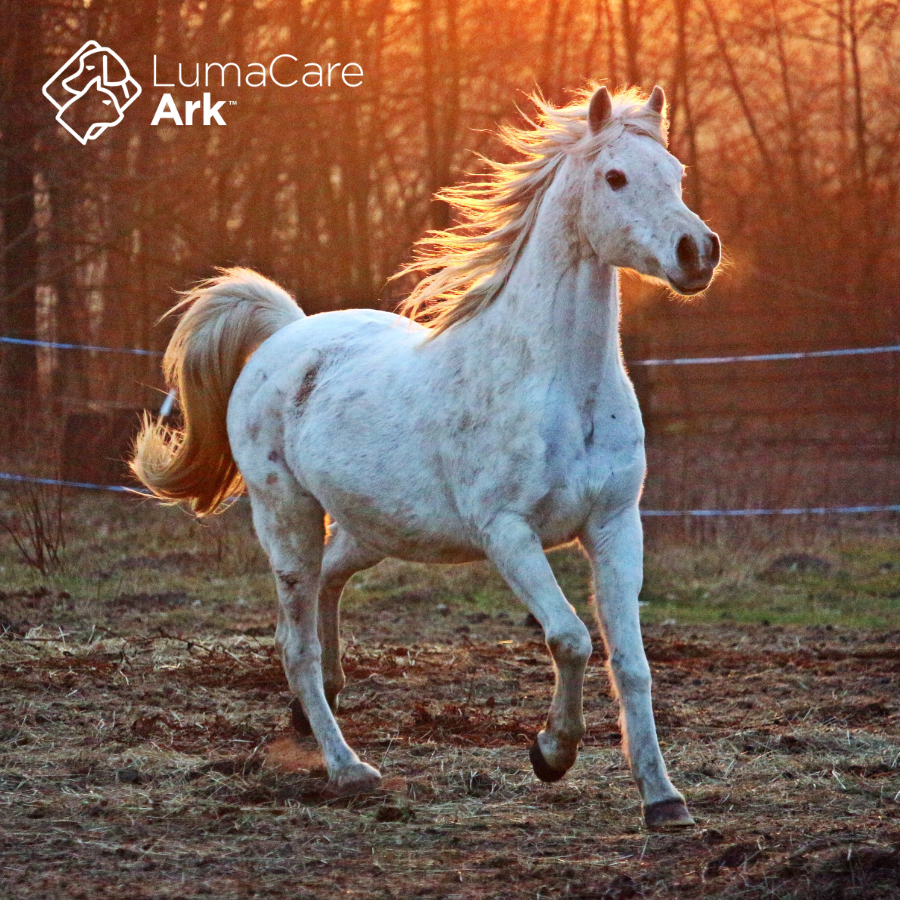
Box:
(529, 738, 568, 783)
(644, 798, 695, 831)
(289, 698, 312, 736)
(323, 762, 382, 797)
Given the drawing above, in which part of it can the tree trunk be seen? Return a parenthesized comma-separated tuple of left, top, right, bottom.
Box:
(620, 0, 642, 86)
(846, 0, 868, 190)
(673, 0, 703, 214)
(1, 0, 41, 409)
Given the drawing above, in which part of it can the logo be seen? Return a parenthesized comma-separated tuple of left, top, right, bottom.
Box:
(43, 41, 141, 145)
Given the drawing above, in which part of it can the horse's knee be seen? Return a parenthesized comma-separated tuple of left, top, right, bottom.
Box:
(547, 619, 593, 668)
(608, 652, 652, 695)
(276, 568, 318, 598)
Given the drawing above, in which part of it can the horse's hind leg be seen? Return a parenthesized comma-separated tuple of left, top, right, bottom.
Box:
(248, 485, 381, 795)
(484, 515, 593, 781)
(320, 525, 383, 708)
(289, 525, 383, 735)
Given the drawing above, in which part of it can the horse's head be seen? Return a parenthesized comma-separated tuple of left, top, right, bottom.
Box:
(579, 86, 720, 295)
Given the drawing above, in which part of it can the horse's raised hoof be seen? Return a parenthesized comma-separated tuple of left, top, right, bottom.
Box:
(644, 798, 695, 831)
(529, 738, 568, 783)
(289, 698, 313, 736)
(323, 761, 382, 798)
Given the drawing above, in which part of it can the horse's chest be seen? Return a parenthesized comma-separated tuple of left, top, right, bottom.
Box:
(528, 431, 645, 544)
(528, 485, 589, 547)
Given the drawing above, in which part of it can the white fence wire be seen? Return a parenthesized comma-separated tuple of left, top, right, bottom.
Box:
(2, 334, 898, 517)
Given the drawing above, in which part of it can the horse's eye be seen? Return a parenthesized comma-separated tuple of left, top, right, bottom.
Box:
(605, 170, 628, 191)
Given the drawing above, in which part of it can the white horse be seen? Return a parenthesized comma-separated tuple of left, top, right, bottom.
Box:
(132, 85, 720, 830)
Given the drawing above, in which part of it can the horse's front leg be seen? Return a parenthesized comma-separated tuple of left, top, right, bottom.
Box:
(485, 515, 593, 780)
(581, 505, 693, 830)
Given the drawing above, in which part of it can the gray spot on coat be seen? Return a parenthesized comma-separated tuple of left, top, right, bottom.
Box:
(295, 364, 320, 411)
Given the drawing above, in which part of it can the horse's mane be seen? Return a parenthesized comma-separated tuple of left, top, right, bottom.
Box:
(397, 86, 668, 336)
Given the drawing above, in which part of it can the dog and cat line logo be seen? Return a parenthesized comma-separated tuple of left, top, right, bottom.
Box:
(43, 41, 142, 145)
(43, 42, 232, 142)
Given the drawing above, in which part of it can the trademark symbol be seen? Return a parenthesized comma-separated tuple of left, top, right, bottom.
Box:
(228, 100, 237, 105)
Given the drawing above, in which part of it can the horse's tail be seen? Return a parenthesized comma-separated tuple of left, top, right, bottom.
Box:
(130, 267, 303, 516)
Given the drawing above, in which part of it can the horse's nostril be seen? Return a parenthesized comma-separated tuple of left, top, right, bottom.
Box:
(707, 232, 721, 266)
(676, 234, 699, 270)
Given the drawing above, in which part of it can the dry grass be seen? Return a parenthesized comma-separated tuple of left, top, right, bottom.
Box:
(1, 490, 899, 899)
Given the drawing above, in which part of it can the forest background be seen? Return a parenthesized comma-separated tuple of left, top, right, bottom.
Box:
(1, 0, 898, 504)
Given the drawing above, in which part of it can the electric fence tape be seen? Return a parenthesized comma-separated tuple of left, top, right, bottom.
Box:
(2, 336, 899, 516)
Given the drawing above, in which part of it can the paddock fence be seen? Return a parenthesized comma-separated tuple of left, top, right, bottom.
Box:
(1, 327, 898, 520)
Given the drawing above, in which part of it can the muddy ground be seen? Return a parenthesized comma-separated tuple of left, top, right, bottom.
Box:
(2, 595, 899, 898)
(1, 496, 899, 898)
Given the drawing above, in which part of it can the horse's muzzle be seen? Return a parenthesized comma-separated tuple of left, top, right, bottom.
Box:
(670, 231, 720, 294)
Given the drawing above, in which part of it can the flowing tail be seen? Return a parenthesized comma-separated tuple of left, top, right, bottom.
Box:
(131, 267, 303, 516)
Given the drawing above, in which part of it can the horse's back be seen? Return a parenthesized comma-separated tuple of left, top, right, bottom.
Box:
(247, 307, 420, 363)
(233, 307, 422, 393)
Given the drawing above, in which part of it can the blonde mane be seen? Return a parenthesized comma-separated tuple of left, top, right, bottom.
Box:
(397, 87, 668, 336)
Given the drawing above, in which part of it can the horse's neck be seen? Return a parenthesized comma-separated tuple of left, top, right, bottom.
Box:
(510, 246, 622, 395)
(453, 167, 623, 404)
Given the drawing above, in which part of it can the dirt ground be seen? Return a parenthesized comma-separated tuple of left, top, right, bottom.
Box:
(1, 497, 899, 898)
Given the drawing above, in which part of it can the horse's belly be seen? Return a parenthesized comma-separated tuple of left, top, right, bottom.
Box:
(328, 503, 487, 564)
(333, 499, 585, 564)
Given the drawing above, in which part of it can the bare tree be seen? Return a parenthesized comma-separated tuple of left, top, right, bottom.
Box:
(620, 0, 645, 86)
(671, 0, 703, 212)
(0, 0, 41, 412)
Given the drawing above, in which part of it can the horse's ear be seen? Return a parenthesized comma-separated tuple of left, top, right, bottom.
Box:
(647, 85, 666, 115)
(588, 86, 612, 134)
